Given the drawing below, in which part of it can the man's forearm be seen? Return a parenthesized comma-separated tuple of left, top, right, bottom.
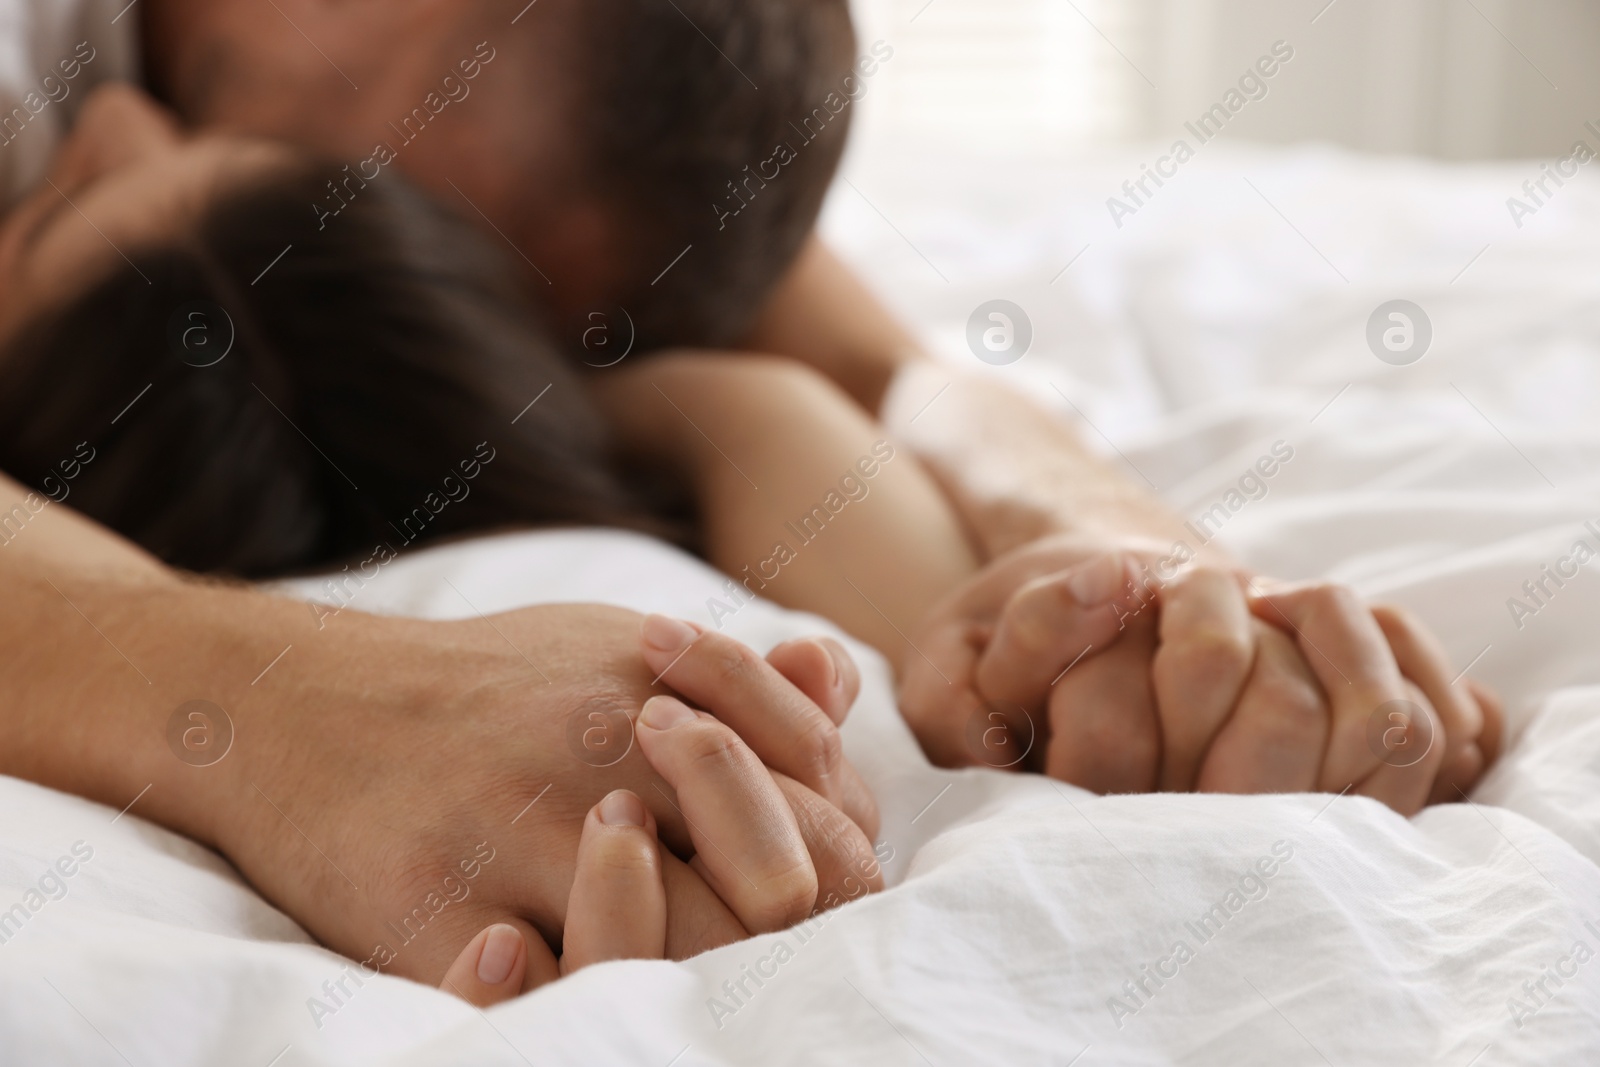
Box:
(0, 473, 304, 849)
(879, 362, 1217, 563)
(740, 236, 1214, 565)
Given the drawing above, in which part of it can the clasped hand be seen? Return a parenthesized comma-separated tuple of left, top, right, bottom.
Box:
(899, 534, 1501, 811)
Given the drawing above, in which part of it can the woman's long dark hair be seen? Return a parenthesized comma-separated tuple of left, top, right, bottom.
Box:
(0, 158, 660, 576)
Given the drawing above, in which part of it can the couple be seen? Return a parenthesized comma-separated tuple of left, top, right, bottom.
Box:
(0, 0, 1500, 1008)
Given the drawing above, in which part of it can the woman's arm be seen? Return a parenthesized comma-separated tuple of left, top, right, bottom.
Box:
(737, 238, 1500, 805)
(590, 352, 979, 671)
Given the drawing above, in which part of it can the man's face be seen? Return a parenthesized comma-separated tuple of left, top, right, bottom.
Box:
(141, 0, 620, 328)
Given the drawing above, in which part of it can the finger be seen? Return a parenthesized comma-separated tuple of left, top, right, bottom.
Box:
(772, 773, 884, 917)
(974, 555, 1139, 714)
(1249, 584, 1410, 792)
(1368, 605, 1486, 802)
(636, 695, 816, 933)
(661, 853, 749, 960)
(1043, 612, 1161, 793)
(1352, 681, 1446, 816)
(440, 919, 549, 1005)
(766, 636, 861, 726)
(1196, 622, 1327, 794)
(640, 615, 846, 808)
(832, 761, 880, 844)
(1152, 567, 1256, 791)
(1430, 678, 1505, 803)
(1467, 676, 1505, 767)
(561, 790, 667, 972)
(897, 618, 987, 769)
(762, 637, 879, 839)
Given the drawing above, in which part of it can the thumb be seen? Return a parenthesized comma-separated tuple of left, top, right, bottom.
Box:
(439, 919, 554, 1007)
(974, 554, 1140, 713)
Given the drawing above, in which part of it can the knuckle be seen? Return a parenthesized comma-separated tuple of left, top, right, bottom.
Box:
(1304, 582, 1364, 623)
(1368, 602, 1413, 632)
(1175, 565, 1232, 593)
(753, 862, 819, 931)
(795, 716, 843, 787)
(1001, 595, 1056, 653)
(1075, 708, 1161, 775)
(1155, 627, 1253, 691)
(587, 829, 661, 880)
(817, 851, 886, 913)
(1244, 672, 1327, 742)
(702, 637, 764, 690)
(682, 721, 753, 777)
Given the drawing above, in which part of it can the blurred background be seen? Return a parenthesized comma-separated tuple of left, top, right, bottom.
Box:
(849, 0, 1598, 159)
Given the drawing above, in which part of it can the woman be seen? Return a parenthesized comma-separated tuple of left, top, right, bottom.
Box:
(0, 83, 655, 576)
(0, 83, 767, 1004)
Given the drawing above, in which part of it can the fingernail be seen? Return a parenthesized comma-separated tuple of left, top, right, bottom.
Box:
(642, 614, 698, 654)
(817, 638, 845, 689)
(639, 695, 697, 731)
(476, 924, 522, 985)
(598, 789, 647, 827)
(1068, 555, 1127, 606)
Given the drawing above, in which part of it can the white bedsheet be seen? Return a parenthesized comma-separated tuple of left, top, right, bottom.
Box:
(3, 140, 1600, 1065)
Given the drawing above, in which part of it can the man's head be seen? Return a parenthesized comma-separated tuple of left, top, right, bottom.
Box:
(141, 0, 858, 349)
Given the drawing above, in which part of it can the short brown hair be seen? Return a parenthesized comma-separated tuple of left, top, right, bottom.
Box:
(570, 0, 857, 349)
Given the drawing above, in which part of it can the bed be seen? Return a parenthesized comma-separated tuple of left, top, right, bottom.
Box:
(3, 135, 1598, 1064)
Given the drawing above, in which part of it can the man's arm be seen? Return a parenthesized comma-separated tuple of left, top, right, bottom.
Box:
(739, 237, 1207, 563)
(0, 471, 885, 983)
(0, 470, 270, 846)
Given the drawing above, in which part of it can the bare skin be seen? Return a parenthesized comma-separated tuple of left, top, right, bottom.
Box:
(0, 3, 1505, 1003)
(139, 0, 620, 320)
(0, 86, 884, 997)
(592, 353, 1501, 813)
(739, 239, 1502, 806)
(0, 86, 293, 342)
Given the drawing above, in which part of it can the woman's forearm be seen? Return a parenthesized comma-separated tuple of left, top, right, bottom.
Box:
(591, 354, 978, 670)
(737, 237, 923, 414)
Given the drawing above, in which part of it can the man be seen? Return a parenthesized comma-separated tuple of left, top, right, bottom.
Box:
(140, 0, 854, 352)
(0, 0, 1496, 995)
